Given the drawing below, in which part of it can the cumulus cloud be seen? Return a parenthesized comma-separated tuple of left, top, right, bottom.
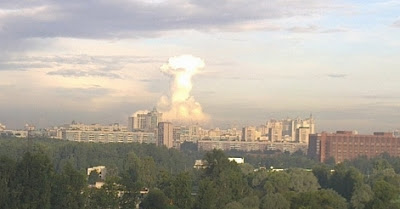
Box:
(157, 55, 209, 124)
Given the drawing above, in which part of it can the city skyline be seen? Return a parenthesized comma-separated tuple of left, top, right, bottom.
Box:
(1, 0, 400, 133)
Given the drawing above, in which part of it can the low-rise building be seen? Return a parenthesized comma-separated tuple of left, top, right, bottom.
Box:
(62, 130, 155, 143)
(198, 140, 307, 153)
(0, 123, 5, 131)
(308, 131, 400, 163)
(228, 157, 244, 164)
(193, 160, 207, 169)
(0, 130, 28, 138)
(87, 166, 107, 180)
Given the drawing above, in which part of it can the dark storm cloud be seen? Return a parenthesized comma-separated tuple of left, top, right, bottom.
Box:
(0, 0, 334, 40)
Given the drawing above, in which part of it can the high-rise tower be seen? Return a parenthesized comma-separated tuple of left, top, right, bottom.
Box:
(157, 122, 173, 148)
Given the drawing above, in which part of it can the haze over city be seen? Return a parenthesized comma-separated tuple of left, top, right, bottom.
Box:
(1, 0, 400, 133)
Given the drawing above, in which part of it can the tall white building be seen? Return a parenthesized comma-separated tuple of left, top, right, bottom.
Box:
(242, 126, 258, 141)
(296, 127, 311, 143)
(128, 108, 163, 132)
(267, 120, 283, 142)
(266, 115, 316, 143)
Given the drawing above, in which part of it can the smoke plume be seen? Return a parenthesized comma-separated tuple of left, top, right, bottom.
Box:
(157, 55, 209, 123)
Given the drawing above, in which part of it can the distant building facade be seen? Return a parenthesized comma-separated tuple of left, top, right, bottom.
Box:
(296, 127, 311, 144)
(237, 116, 315, 143)
(62, 130, 155, 143)
(308, 131, 400, 163)
(0, 123, 29, 138)
(128, 108, 162, 132)
(198, 140, 307, 153)
(394, 130, 400, 138)
(267, 120, 283, 142)
(274, 116, 315, 142)
(158, 122, 174, 148)
(0, 123, 6, 131)
(60, 121, 156, 143)
(242, 126, 258, 142)
(66, 122, 127, 132)
(228, 157, 245, 164)
(87, 166, 107, 180)
(0, 130, 28, 138)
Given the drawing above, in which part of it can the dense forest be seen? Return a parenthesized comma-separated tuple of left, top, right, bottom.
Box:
(1, 137, 400, 209)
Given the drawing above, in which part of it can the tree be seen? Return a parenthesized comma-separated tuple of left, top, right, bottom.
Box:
(343, 155, 372, 175)
(171, 172, 193, 209)
(224, 201, 244, 209)
(0, 156, 16, 209)
(120, 152, 142, 191)
(251, 169, 269, 189)
(157, 168, 173, 192)
(239, 195, 260, 209)
(141, 189, 170, 209)
(13, 151, 54, 209)
(50, 162, 87, 209)
(330, 164, 363, 201)
(372, 158, 392, 171)
(369, 167, 400, 188)
(263, 171, 290, 194)
(180, 141, 198, 152)
(240, 163, 255, 175)
(139, 157, 157, 188)
(204, 149, 232, 178)
(350, 184, 373, 209)
(369, 180, 400, 209)
(287, 169, 320, 192)
(291, 189, 348, 209)
(121, 153, 157, 190)
(325, 156, 336, 166)
(195, 179, 217, 209)
(200, 150, 249, 208)
(86, 178, 120, 209)
(312, 164, 331, 189)
(260, 193, 290, 209)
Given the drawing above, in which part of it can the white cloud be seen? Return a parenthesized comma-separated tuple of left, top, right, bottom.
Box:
(393, 19, 400, 28)
(0, 0, 339, 40)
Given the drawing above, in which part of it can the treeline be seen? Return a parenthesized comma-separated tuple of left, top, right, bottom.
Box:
(0, 137, 200, 174)
(2, 137, 400, 209)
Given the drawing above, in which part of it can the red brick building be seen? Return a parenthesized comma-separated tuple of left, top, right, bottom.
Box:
(308, 131, 400, 163)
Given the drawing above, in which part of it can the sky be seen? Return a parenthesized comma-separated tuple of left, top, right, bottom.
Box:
(0, 0, 399, 133)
